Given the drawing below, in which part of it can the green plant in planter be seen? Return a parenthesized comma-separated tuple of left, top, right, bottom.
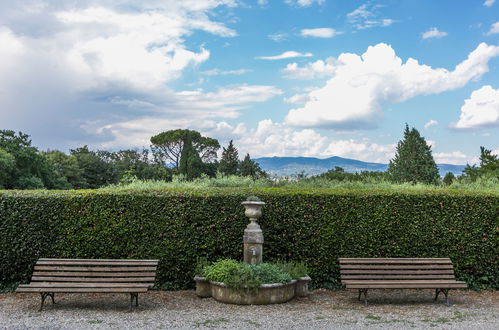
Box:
(202, 259, 293, 292)
(245, 195, 261, 201)
(273, 261, 308, 279)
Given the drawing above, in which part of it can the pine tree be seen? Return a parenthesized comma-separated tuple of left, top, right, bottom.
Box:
(387, 124, 440, 185)
(179, 132, 203, 180)
(239, 153, 266, 178)
(218, 140, 239, 175)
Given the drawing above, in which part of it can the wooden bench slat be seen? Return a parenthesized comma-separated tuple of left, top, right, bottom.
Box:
(340, 270, 455, 274)
(37, 260, 158, 266)
(31, 277, 156, 282)
(33, 271, 156, 277)
(34, 266, 157, 272)
(340, 265, 454, 270)
(346, 283, 467, 289)
(338, 258, 451, 264)
(18, 283, 151, 288)
(341, 275, 456, 280)
(343, 280, 466, 284)
(38, 258, 159, 263)
(16, 287, 148, 293)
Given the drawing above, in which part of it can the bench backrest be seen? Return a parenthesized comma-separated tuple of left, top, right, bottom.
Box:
(338, 258, 457, 281)
(32, 258, 159, 287)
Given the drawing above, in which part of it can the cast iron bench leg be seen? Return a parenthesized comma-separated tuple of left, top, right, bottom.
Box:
(434, 289, 450, 306)
(39, 292, 54, 311)
(129, 293, 138, 310)
(358, 289, 368, 305)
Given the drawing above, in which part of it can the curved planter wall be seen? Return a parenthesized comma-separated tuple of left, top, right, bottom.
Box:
(209, 280, 297, 305)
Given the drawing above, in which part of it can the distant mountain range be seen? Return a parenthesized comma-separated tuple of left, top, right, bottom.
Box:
(253, 156, 466, 177)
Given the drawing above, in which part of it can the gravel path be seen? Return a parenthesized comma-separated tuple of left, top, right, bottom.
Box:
(1, 289, 498, 329)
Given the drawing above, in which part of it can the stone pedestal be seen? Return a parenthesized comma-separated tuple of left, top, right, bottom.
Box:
(242, 200, 265, 265)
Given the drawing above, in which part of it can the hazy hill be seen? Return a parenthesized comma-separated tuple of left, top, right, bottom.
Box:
(254, 156, 466, 177)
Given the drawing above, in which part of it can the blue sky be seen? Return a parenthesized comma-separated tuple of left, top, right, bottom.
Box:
(0, 0, 498, 164)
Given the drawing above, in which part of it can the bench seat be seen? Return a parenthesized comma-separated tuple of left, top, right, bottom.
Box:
(339, 258, 467, 305)
(16, 258, 159, 311)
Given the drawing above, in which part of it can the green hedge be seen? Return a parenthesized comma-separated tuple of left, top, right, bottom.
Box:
(0, 188, 498, 290)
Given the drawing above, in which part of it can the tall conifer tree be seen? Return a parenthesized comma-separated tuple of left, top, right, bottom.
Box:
(387, 124, 440, 184)
(218, 140, 239, 175)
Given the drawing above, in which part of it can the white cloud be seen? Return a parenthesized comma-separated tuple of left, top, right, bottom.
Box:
(201, 68, 251, 75)
(285, 0, 325, 7)
(300, 28, 342, 38)
(421, 27, 448, 39)
(347, 4, 395, 30)
(487, 22, 499, 35)
(433, 151, 474, 165)
(0, 1, 249, 149)
(257, 0, 268, 6)
(212, 119, 396, 162)
(284, 93, 312, 104)
(424, 120, 438, 129)
(256, 51, 313, 60)
(451, 85, 499, 129)
(282, 57, 336, 79)
(484, 0, 496, 7)
(268, 33, 288, 42)
(83, 85, 283, 149)
(285, 43, 499, 129)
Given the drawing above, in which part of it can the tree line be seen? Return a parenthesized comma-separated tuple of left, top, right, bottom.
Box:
(0, 129, 265, 190)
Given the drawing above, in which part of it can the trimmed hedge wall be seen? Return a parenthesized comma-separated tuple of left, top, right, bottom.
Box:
(1, 188, 498, 290)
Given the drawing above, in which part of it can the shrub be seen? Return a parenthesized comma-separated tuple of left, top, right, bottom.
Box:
(0, 188, 497, 291)
(202, 259, 293, 292)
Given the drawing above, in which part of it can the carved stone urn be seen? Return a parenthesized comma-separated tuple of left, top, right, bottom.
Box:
(241, 197, 265, 265)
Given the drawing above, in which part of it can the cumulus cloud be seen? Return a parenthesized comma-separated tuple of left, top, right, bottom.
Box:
(256, 51, 313, 60)
(285, 0, 325, 7)
(82, 85, 283, 149)
(433, 151, 475, 165)
(210, 119, 396, 162)
(484, 0, 495, 7)
(451, 85, 499, 129)
(201, 68, 251, 75)
(285, 43, 499, 129)
(347, 4, 395, 30)
(300, 28, 342, 38)
(0, 1, 282, 149)
(282, 57, 336, 79)
(421, 27, 448, 39)
(424, 120, 438, 129)
(487, 22, 499, 35)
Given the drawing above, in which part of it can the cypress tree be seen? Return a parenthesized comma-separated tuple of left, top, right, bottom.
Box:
(179, 132, 203, 180)
(387, 124, 440, 185)
(218, 140, 239, 175)
(239, 153, 266, 178)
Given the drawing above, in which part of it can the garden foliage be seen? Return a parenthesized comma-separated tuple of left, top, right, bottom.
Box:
(0, 188, 497, 291)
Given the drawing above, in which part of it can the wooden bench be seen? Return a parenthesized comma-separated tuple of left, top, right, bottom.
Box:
(16, 258, 159, 311)
(339, 258, 467, 306)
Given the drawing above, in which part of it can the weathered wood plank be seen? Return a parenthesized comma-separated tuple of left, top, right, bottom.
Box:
(38, 258, 158, 263)
(340, 265, 454, 270)
(18, 283, 150, 288)
(16, 287, 148, 293)
(32, 272, 156, 277)
(343, 280, 466, 284)
(31, 277, 155, 282)
(345, 283, 467, 289)
(37, 260, 158, 266)
(34, 266, 157, 272)
(338, 258, 451, 264)
(341, 275, 455, 280)
(340, 270, 455, 275)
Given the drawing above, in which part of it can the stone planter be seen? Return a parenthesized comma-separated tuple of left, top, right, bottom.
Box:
(194, 276, 211, 298)
(209, 280, 297, 305)
(295, 276, 311, 297)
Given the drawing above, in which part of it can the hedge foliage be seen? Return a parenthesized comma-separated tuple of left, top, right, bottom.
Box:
(0, 188, 497, 290)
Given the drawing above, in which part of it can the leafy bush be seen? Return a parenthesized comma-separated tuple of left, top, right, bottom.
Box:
(0, 188, 497, 291)
(273, 261, 308, 279)
(202, 259, 293, 291)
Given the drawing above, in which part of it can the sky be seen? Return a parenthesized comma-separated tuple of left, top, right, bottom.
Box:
(0, 0, 498, 165)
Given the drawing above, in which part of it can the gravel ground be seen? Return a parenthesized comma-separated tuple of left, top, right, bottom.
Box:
(1, 289, 498, 329)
